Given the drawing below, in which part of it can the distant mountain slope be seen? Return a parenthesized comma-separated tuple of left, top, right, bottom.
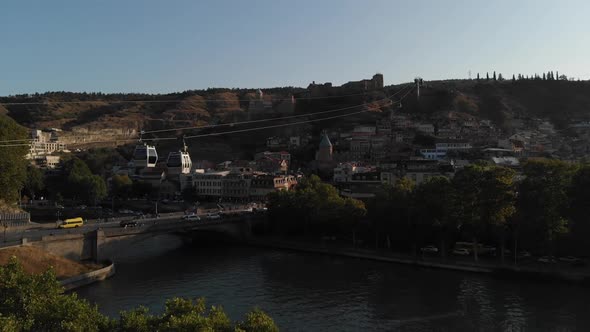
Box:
(3, 80, 590, 138)
(401, 79, 590, 130)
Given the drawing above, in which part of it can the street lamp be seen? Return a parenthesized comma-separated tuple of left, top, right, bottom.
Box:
(3, 222, 7, 243)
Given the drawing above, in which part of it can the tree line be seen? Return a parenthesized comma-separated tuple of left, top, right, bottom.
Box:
(267, 159, 590, 262)
(0, 258, 278, 332)
(0, 87, 304, 104)
(476, 70, 570, 82)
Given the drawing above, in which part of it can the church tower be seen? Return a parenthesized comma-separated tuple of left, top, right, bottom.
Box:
(316, 130, 333, 162)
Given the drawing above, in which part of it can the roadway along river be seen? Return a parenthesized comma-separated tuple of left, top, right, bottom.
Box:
(76, 236, 590, 331)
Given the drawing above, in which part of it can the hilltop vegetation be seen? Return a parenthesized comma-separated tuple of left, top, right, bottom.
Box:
(402, 78, 590, 130)
(0, 88, 303, 132)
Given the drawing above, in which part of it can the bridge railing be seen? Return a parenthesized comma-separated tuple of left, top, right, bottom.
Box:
(0, 212, 31, 228)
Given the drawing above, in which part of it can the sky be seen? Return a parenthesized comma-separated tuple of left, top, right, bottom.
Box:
(1, 0, 590, 95)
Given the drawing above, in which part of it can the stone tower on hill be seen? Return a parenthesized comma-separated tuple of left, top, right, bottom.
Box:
(316, 130, 333, 163)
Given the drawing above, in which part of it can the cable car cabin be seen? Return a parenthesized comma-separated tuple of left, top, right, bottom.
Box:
(166, 151, 192, 175)
(133, 144, 158, 168)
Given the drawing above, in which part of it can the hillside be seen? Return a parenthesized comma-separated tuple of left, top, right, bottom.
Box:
(0, 88, 392, 160)
(0, 89, 301, 132)
(400, 79, 590, 130)
(3, 80, 590, 158)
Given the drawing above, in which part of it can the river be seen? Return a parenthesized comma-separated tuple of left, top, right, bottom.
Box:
(76, 236, 590, 331)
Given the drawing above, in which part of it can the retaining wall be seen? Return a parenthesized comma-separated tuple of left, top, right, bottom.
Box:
(60, 261, 115, 291)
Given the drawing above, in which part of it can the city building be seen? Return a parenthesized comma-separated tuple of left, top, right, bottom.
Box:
(193, 171, 229, 198)
(380, 159, 454, 186)
(27, 129, 67, 159)
(31, 155, 61, 169)
(333, 162, 376, 182)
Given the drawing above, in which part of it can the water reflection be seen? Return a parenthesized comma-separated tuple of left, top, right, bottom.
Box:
(77, 244, 590, 331)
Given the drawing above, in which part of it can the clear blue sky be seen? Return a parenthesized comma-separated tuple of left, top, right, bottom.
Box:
(1, 0, 589, 95)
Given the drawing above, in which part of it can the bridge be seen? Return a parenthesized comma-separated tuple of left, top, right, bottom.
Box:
(1, 212, 267, 262)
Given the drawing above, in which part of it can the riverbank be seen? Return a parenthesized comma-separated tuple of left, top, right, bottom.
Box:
(245, 237, 590, 284)
(0, 245, 114, 290)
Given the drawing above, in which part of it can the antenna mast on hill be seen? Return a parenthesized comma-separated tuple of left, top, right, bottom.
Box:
(414, 77, 423, 101)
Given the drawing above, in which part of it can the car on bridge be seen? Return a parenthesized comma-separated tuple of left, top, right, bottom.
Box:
(206, 213, 221, 220)
(420, 245, 439, 254)
(183, 214, 201, 222)
(452, 248, 470, 256)
(120, 220, 140, 228)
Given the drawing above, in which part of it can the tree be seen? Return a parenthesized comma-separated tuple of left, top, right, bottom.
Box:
(0, 257, 108, 331)
(543, 73, 546, 80)
(559, 74, 568, 81)
(512, 74, 516, 82)
(23, 166, 45, 201)
(517, 159, 576, 254)
(567, 165, 590, 252)
(476, 73, 480, 80)
(84, 175, 107, 206)
(486, 72, 489, 80)
(498, 73, 504, 81)
(267, 175, 365, 237)
(413, 176, 455, 258)
(452, 165, 516, 262)
(493, 71, 497, 81)
(238, 308, 280, 332)
(0, 115, 28, 204)
(370, 178, 415, 251)
(340, 197, 367, 247)
(556, 71, 559, 80)
(112, 174, 132, 199)
(62, 158, 107, 205)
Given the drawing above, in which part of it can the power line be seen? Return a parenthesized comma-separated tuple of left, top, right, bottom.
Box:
(0, 86, 412, 145)
(183, 109, 378, 140)
(182, 87, 414, 140)
(142, 86, 411, 135)
(0, 86, 414, 147)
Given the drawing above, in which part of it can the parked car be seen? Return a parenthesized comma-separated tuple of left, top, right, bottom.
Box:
(518, 251, 532, 258)
(481, 245, 497, 256)
(559, 256, 582, 264)
(183, 214, 201, 222)
(420, 245, 439, 254)
(253, 207, 268, 213)
(120, 220, 139, 228)
(538, 256, 557, 263)
(206, 213, 221, 220)
(452, 248, 470, 256)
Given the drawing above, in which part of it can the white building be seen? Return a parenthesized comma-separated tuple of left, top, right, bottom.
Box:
(27, 129, 67, 159)
(419, 149, 447, 160)
(415, 123, 435, 135)
(192, 171, 229, 198)
(435, 140, 472, 152)
(333, 162, 376, 182)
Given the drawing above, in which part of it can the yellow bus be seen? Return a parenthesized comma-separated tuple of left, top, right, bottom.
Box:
(58, 217, 84, 229)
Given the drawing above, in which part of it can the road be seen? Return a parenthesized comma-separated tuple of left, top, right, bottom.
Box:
(2, 209, 258, 244)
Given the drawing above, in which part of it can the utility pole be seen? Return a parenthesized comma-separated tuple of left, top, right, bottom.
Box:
(414, 77, 423, 101)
